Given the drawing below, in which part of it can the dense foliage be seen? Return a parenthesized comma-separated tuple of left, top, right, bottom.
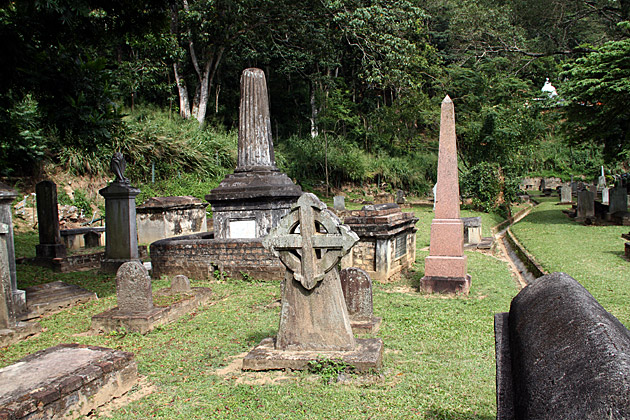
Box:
(1, 0, 629, 206)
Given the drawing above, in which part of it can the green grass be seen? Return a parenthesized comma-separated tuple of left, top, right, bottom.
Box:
(2, 204, 521, 419)
(510, 199, 630, 325)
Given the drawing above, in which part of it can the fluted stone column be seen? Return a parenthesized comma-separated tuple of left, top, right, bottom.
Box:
(420, 96, 471, 294)
(207, 68, 301, 240)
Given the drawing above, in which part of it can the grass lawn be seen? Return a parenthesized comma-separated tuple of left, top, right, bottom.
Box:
(509, 196, 630, 325)
(2, 204, 521, 419)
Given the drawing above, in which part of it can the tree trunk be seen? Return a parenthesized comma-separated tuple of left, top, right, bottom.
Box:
(173, 63, 191, 119)
(310, 87, 319, 138)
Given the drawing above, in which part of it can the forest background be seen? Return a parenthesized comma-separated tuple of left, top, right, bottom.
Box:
(1, 0, 629, 214)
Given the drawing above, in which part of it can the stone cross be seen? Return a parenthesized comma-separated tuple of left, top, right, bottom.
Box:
(421, 96, 471, 294)
(116, 262, 153, 313)
(263, 193, 359, 351)
(237, 68, 276, 172)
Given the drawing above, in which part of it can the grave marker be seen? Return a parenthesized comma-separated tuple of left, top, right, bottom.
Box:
(243, 193, 383, 371)
(340, 267, 381, 333)
(610, 185, 628, 214)
(420, 96, 471, 294)
(35, 181, 67, 259)
(171, 274, 191, 293)
(333, 195, 346, 211)
(116, 261, 153, 313)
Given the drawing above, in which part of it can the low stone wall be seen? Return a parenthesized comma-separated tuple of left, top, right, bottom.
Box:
(150, 233, 284, 281)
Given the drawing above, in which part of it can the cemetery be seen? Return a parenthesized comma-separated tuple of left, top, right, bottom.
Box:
(2, 3, 630, 418)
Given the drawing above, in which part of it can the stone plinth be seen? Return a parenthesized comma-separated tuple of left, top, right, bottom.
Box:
(0, 182, 25, 319)
(421, 96, 470, 294)
(342, 203, 418, 282)
(462, 216, 482, 246)
(244, 193, 383, 371)
(35, 181, 67, 260)
(0, 343, 137, 419)
(495, 272, 630, 420)
(136, 195, 208, 245)
(99, 182, 141, 273)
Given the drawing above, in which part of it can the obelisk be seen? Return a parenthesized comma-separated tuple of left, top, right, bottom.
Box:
(420, 96, 471, 294)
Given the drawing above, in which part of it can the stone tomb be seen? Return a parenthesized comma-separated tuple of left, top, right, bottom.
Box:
(243, 194, 383, 371)
(136, 196, 208, 245)
(340, 267, 381, 334)
(342, 203, 418, 282)
(20, 281, 97, 321)
(495, 272, 630, 420)
(91, 261, 212, 334)
(150, 68, 298, 281)
(0, 343, 137, 419)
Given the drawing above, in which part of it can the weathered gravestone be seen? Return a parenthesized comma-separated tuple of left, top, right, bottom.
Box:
(609, 185, 628, 214)
(560, 186, 572, 204)
(495, 272, 630, 420)
(340, 267, 381, 334)
(396, 189, 405, 205)
(116, 261, 153, 313)
(576, 189, 595, 222)
(420, 96, 471, 294)
(243, 193, 383, 371)
(333, 195, 346, 212)
(461, 216, 482, 246)
(99, 153, 141, 273)
(35, 180, 67, 259)
(602, 187, 610, 205)
(92, 261, 211, 334)
(171, 274, 191, 293)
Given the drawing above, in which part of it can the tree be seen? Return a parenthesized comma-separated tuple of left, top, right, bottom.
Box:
(561, 31, 630, 163)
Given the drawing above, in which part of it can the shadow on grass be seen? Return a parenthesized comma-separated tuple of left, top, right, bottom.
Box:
(424, 408, 494, 420)
(246, 329, 277, 345)
(606, 250, 628, 261)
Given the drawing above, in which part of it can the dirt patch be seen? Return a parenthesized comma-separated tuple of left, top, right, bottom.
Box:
(213, 353, 299, 385)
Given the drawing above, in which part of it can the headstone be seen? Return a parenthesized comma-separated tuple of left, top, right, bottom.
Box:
(99, 153, 141, 273)
(495, 272, 630, 420)
(83, 230, 101, 248)
(116, 261, 153, 313)
(576, 190, 595, 221)
(243, 193, 383, 371)
(602, 187, 610, 205)
(207, 68, 301, 240)
(171, 274, 191, 293)
(560, 186, 572, 203)
(609, 185, 628, 214)
(340, 267, 381, 333)
(333, 195, 346, 211)
(395, 189, 405, 205)
(421, 96, 471, 294)
(0, 183, 25, 321)
(35, 180, 66, 259)
(0, 222, 14, 328)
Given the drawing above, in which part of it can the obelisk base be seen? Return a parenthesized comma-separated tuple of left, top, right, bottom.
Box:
(420, 274, 471, 294)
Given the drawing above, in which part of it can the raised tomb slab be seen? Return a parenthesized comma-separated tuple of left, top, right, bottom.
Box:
(0, 343, 137, 419)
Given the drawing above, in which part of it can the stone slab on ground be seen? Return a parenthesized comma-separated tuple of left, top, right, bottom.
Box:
(20, 281, 97, 321)
(0, 321, 42, 348)
(0, 343, 137, 419)
(242, 337, 383, 372)
(91, 287, 212, 334)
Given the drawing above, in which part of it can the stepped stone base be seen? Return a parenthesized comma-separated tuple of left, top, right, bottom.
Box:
(91, 287, 212, 334)
(419, 275, 471, 294)
(0, 343, 137, 419)
(351, 316, 382, 335)
(242, 337, 383, 372)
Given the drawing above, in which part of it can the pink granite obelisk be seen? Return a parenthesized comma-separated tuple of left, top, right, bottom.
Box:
(420, 96, 471, 294)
